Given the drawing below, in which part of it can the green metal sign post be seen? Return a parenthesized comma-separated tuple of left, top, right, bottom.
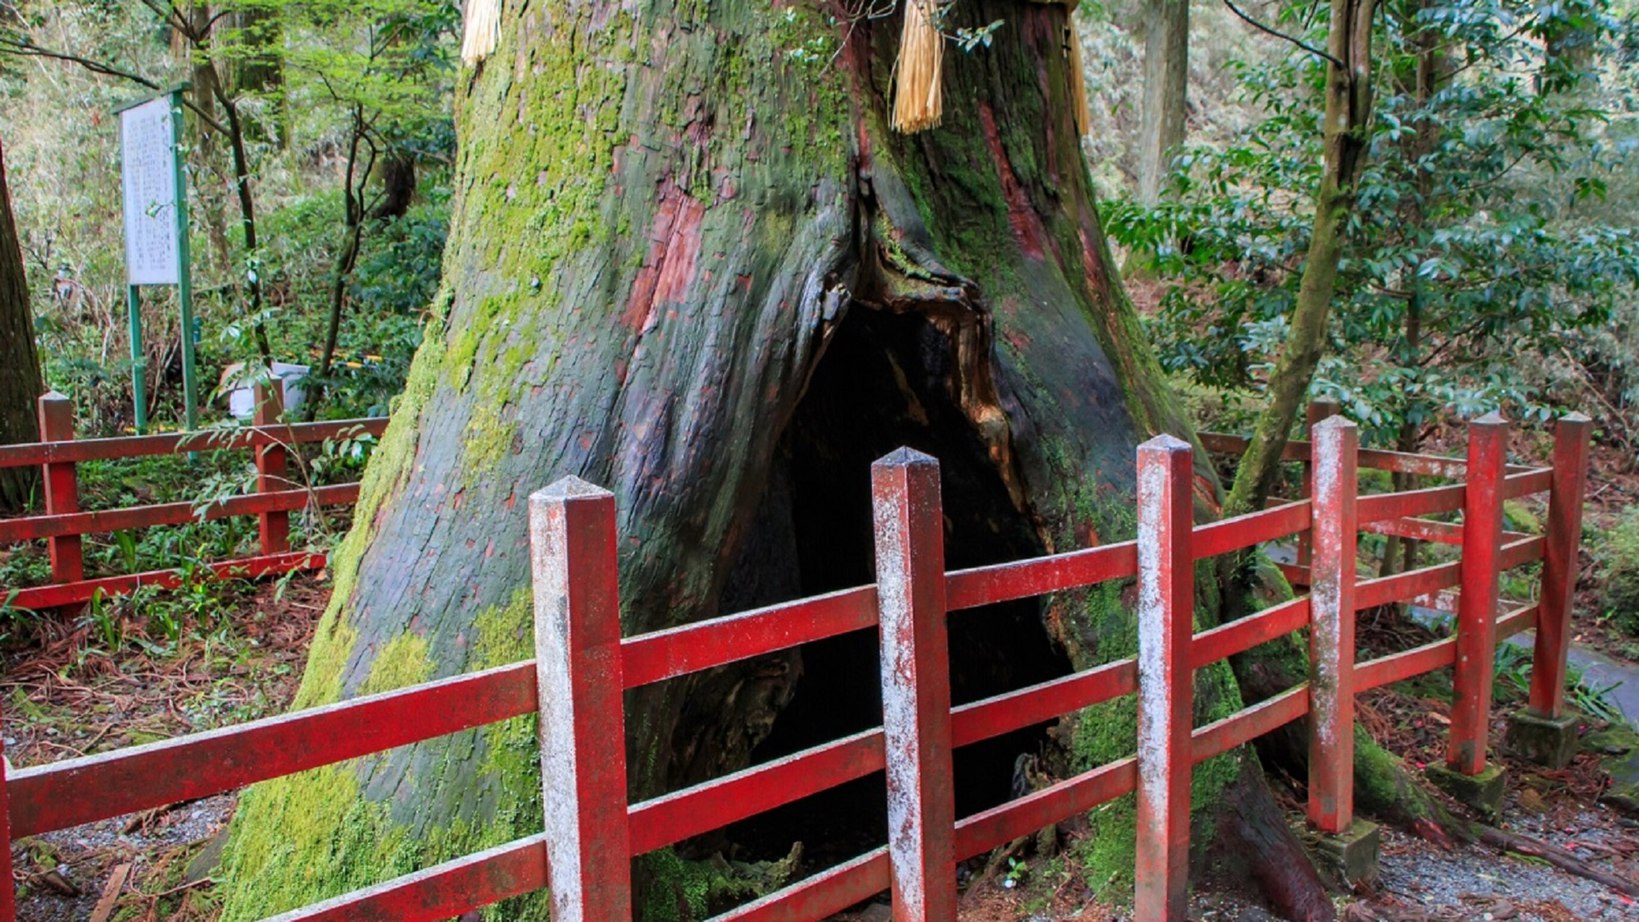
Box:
(126, 284, 146, 432)
(171, 88, 199, 435)
(117, 85, 197, 435)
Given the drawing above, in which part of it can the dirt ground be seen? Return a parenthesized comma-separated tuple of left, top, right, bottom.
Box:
(2, 575, 326, 921)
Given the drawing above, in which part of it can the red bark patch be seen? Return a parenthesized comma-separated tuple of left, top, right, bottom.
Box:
(1191, 472, 1220, 516)
(1077, 225, 1110, 297)
(978, 102, 1045, 260)
(621, 179, 707, 334)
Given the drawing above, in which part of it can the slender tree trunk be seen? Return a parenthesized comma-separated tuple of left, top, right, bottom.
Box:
(1225, 0, 1378, 517)
(221, 3, 1328, 919)
(179, 4, 273, 364)
(185, 8, 237, 299)
(1380, 8, 1442, 578)
(0, 135, 44, 512)
(223, 6, 287, 143)
(309, 119, 372, 418)
(1136, 0, 1189, 205)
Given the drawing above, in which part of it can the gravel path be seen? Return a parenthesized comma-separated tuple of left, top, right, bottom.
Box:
(1369, 821, 1634, 920)
(13, 795, 234, 922)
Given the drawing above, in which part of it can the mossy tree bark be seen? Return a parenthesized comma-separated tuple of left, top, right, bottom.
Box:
(221, 2, 1327, 919)
(0, 135, 43, 512)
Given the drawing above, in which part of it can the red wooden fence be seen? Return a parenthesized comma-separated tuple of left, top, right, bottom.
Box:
(0, 409, 1591, 921)
(0, 388, 389, 610)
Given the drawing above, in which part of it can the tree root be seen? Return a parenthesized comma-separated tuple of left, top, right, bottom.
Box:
(1220, 759, 1337, 922)
(1349, 729, 1471, 847)
(1351, 730, 1639, 899)
(1475, 825, 1639, 899)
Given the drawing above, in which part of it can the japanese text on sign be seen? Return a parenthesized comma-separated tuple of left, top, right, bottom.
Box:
(121, 97, 179, 286)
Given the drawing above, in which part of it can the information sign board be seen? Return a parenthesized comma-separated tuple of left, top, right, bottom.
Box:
(120, 97, 180, 285)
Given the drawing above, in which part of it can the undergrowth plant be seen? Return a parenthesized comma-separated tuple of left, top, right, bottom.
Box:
(1493, 640, 1624, 724)
(1595, 507, 1639, 634)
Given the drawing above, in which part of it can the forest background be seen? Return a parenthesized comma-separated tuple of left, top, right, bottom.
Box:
(5, 0, 1637, 633)
(3, 1, 1639, 919)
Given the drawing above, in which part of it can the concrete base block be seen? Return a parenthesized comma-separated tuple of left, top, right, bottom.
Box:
(1426, 762, 1507, 820)
(1505, 710, 1579, 769)
(1313, 819, 1380, 886)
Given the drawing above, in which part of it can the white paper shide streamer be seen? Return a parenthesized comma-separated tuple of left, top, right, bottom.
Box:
(462, 0, 500, 67)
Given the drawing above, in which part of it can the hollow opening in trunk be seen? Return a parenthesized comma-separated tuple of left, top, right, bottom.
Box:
(716, 304, 1074, 868)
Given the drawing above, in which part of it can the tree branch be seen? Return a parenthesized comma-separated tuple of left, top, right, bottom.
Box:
(1221, 0, 1345, 69)
(0, 38, 161, 89)
(0, 36, 230, 136)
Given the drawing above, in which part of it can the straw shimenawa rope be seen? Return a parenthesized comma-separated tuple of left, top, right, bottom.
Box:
(1065, 15, 1090, 137)
(893, 1, 1090, 136)
(892, 0, 945, 133)
(461, 0, 500, 67)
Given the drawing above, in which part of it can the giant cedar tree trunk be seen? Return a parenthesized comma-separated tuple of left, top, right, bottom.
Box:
(221, 2, 1328, 919)
(1136, 0, 1189, 205)
(0, 136, 43, 512)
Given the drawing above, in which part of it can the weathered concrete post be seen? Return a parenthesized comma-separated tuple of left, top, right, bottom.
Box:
(530, 477, 632, 921)
(1297, 397, 1341, 571)
(872, 448, 957, 922)
(1429, 413, 1509, 818)
(1507, 412, 1592, 768)
(38, 392, 83, 585)
(1134, 434, 1194, 922)
(253, 379, 290, 555)
(0, 717, 14, 921)
(1306, 416, 1379, 882)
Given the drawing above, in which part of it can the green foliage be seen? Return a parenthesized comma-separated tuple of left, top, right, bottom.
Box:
(1595, 507, 1639, 633)
(1492, 637, 1624, 723)
(1107, 0, 1639, 445)
(306, 194, 448, 417)
(2, 0, 457, 432)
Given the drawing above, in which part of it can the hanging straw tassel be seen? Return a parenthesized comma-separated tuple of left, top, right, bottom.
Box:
(462, 0, 500, 67)
(892, 0, 945, 133)
(1065, 14, 1090, 137)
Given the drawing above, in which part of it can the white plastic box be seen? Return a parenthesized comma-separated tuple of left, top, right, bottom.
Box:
(223, 361, 309, 420)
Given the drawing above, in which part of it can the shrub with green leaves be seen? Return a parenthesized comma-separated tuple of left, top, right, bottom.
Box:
(1598, 508, 1639, 635)
(1106, 0, 1639, 448)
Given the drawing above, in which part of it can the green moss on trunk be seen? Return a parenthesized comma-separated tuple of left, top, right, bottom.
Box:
(223, 1, 1313, 917)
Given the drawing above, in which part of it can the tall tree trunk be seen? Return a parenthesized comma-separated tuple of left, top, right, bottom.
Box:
(220, 3, 1327, 919)
(223, 6, 287, 144)
(1379, 2, 1444, 579)
(1136, 0, 1189, 205)
(1225, 0, 1378, 517)
(180, 2, 274, 364)
(308, 117, 373, 419)
(0, 135, 44, 512)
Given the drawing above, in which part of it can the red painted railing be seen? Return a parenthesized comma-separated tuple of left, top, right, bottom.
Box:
(0, 409, 1591, 921)
(0, 388, 389, 610)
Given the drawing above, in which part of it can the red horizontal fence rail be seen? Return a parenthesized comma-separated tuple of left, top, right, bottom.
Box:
(0, 388, 389, 609)
(0, 410, 1589, 921)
